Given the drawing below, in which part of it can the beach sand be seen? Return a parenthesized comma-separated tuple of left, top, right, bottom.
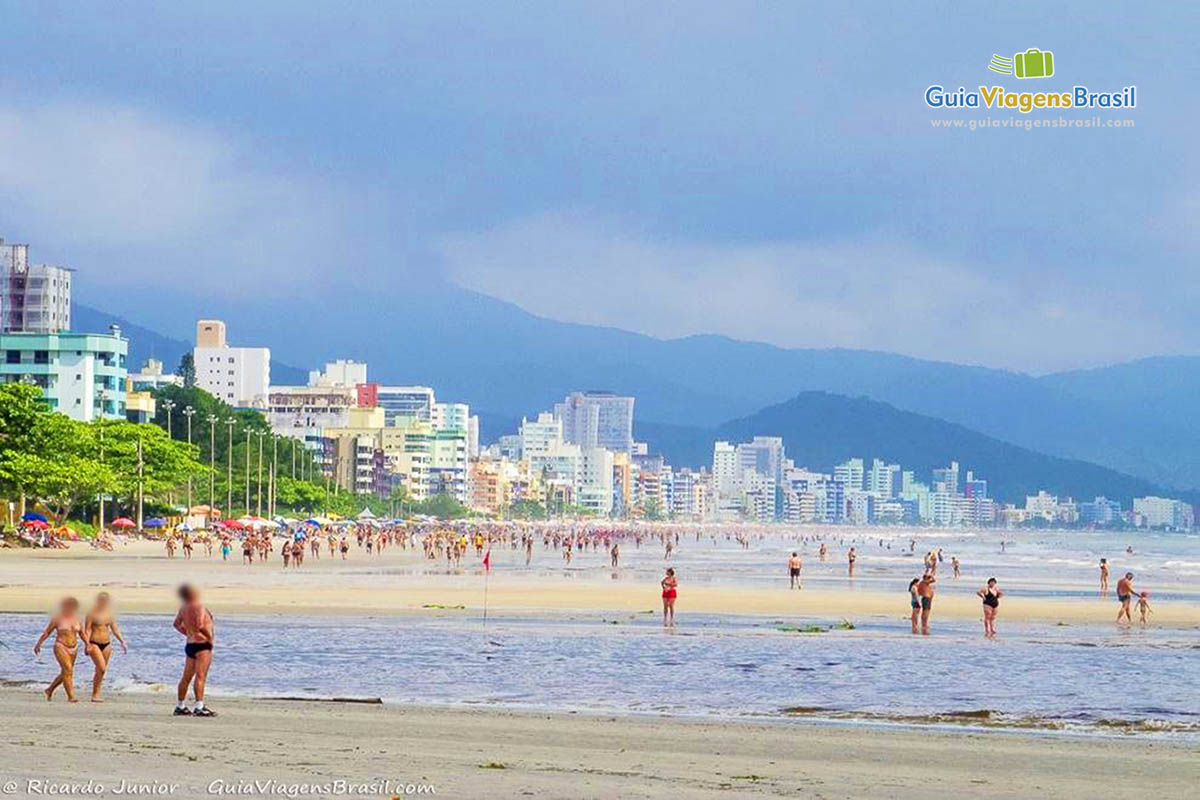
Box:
(3, 690, 1198, 799)
(3, 541, 1198, 626)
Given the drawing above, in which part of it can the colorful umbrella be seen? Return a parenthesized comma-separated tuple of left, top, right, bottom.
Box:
(22, 512, 49, 522)
(144, 517, 168, 527)
(111, 517, 136, 528)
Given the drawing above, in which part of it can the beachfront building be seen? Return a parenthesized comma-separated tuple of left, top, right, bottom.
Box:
(193, 319, 270, 409)
(308, 359, 366, 388)
(1132, 496, 1193, 530)
(554, 390, 635, 454)
(127, 358, 182, 391)
(1, 238, 72, 334)
(0, 326, 128, 420)
(1079, 496, 1123, 526)
(376, 385, 435, 424)
(578, 446, 615, 516)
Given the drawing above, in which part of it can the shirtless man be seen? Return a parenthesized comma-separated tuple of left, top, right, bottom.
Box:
(1115, 572, 1136, 625)
(84, 592, 128, 702)
(173, 584, 216, 716)
(788, 552, 803, 589)
(917, 572, 936, 635)
(1099, 558, 1110, 595)
(847, 547, 857, 578)
(34, 597, 87, 702)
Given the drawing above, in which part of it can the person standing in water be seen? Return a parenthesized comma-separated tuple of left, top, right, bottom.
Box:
(788, 552, 803, 589)
(908, 578, 921, 634)
(84, 592, 128, 702)
(34, 596, 87, 702)
(1099, 559, 1110, 595)
(977, 578, 1003, 638)
(1115, 572, 1136, 625)
(847, 547, 857, 578)
(917, 572, 936, 635)
(660, 568, 678, 628)
(173, 584, 216, 717)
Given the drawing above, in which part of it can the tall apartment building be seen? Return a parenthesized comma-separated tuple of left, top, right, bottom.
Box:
(1, 239, 72, 334)
(554, 391, 634, 454)
(193, 319, 270, 408)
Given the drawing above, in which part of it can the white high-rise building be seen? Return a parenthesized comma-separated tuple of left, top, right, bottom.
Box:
(1, 238, 72, 334)
(519, 412, 563, 459)
(834, 458, 864, 492)
(308, 359, 366, 388)
(554, 391, 635, 454)
(193, 319, 271, 408)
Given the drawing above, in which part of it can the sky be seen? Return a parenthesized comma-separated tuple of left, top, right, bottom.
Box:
(0, 2, 1197, 373)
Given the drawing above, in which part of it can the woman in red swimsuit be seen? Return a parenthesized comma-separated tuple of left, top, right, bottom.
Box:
(661, 567, 678, 628)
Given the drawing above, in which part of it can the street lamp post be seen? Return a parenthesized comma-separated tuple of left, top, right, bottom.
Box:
(97, 389, 107, 531)
(256, 430, 267, 517)
(183, 406, 195, 517)
(161, 400, 175, 504)
(225, 418, 235, 518)
(244, 428, 252, 515)
(207, 414, 218, 511)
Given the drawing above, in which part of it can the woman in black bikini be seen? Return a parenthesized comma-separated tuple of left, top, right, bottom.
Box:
(977, 578, 1003, 638)
(84, 591, 128, 702)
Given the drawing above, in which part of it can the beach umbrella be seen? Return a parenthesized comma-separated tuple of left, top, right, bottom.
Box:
(111, 517, 136, 528)
(22, 511, 49, 523)
(144, 517, 168, 528)
(356, 507, 377, 520)
(24, 519, 49, 529)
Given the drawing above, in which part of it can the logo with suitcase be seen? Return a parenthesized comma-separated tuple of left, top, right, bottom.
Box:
(989, 49, 1054, 79)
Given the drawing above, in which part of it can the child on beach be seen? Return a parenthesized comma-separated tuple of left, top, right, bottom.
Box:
(1136, 592, 1152, 625)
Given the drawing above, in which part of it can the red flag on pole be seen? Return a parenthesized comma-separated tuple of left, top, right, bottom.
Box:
(483, 549, 491, 571)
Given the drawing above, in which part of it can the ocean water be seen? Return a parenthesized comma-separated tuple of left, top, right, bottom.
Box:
(3, 610, 1197, 737)
(371, 527, 1200, 601)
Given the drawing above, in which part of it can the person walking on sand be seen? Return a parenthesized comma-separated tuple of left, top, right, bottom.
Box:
(788, 552, 803, 590)
(661, 568, 678, 628)
(1099, 558, 1110, 595)
(34, 597, 87, 703)
(84, 592, 127, 702)
(1115, 572, 1136, 625)
(173, 583, 216, 717)
(917, 572, 936, 635)
(977, 578, 1003, 638)
(611, 542, 620, 569)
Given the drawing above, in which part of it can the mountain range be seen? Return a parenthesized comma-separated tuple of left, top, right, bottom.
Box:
(76, 282, 1200, 495)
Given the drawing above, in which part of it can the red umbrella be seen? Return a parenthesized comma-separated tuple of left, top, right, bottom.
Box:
(111, 517, 136, 529)
(221, 519, 245, 530)
(23, 519, 49, 529)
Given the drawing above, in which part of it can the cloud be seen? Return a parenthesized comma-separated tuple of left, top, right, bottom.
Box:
(440, 212, 1183, 372)
(0, 101, 369, 296)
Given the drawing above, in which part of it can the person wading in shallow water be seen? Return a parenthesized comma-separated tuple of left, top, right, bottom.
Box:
(173, 583, 216, 717)
(661, 568, 678, 628)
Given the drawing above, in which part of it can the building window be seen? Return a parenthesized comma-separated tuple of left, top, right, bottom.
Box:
(5, 351, 19, 364)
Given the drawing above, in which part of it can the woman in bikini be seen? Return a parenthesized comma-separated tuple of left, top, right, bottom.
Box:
(977, 577, 1003, 638)
(660, 567, 678, 628)
(34, 596, 87, 702)
(84, 591, 128, 702)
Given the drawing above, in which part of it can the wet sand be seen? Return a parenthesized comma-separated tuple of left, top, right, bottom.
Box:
(3, 690, 1197, 799)
(2, 541, 1198, 626)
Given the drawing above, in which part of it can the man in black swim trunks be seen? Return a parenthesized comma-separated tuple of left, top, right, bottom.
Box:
(173, 583, 216, 717)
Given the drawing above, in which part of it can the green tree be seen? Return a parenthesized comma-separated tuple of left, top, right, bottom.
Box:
(177, 353, 196, 388)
